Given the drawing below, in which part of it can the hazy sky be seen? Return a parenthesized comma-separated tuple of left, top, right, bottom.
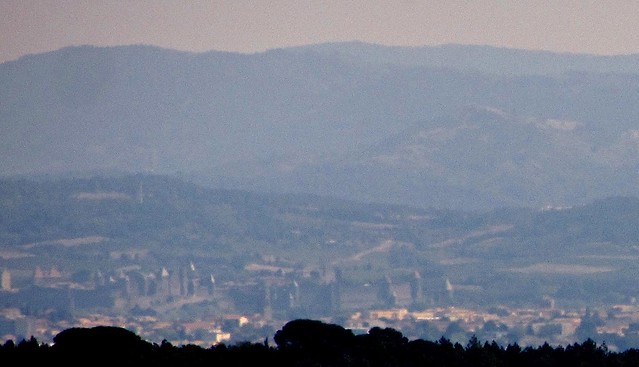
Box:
(3, 1, 639, 63)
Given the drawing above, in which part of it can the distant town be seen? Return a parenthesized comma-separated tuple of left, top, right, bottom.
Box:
(3, 175, 639, 353)
(4, 261, 639, 352)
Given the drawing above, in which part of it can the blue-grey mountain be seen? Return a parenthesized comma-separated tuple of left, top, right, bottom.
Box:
(3, 42, 639, 210)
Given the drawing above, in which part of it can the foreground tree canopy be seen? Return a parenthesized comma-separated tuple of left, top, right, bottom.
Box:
(2, 319, 639, 366)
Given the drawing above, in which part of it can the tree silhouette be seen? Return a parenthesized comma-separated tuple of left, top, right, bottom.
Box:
(1, 319, 637, 366)
(274, 318, 356, 365)
(52, 326, 154, 364)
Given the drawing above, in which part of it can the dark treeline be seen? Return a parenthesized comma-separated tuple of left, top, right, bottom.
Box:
(2, 319, 639, 367)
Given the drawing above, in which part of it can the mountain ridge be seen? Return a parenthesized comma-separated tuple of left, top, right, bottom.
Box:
(3, 43, 639, 210)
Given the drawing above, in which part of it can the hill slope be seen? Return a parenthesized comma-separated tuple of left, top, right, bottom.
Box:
(2, 174, 639, 307)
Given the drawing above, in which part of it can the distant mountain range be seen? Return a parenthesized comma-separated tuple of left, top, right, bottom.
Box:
(3, 42, 639, 210)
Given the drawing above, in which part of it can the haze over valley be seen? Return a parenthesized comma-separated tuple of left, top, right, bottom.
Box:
(4, 43, 639, 210)
(3, 43, 639, 348)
